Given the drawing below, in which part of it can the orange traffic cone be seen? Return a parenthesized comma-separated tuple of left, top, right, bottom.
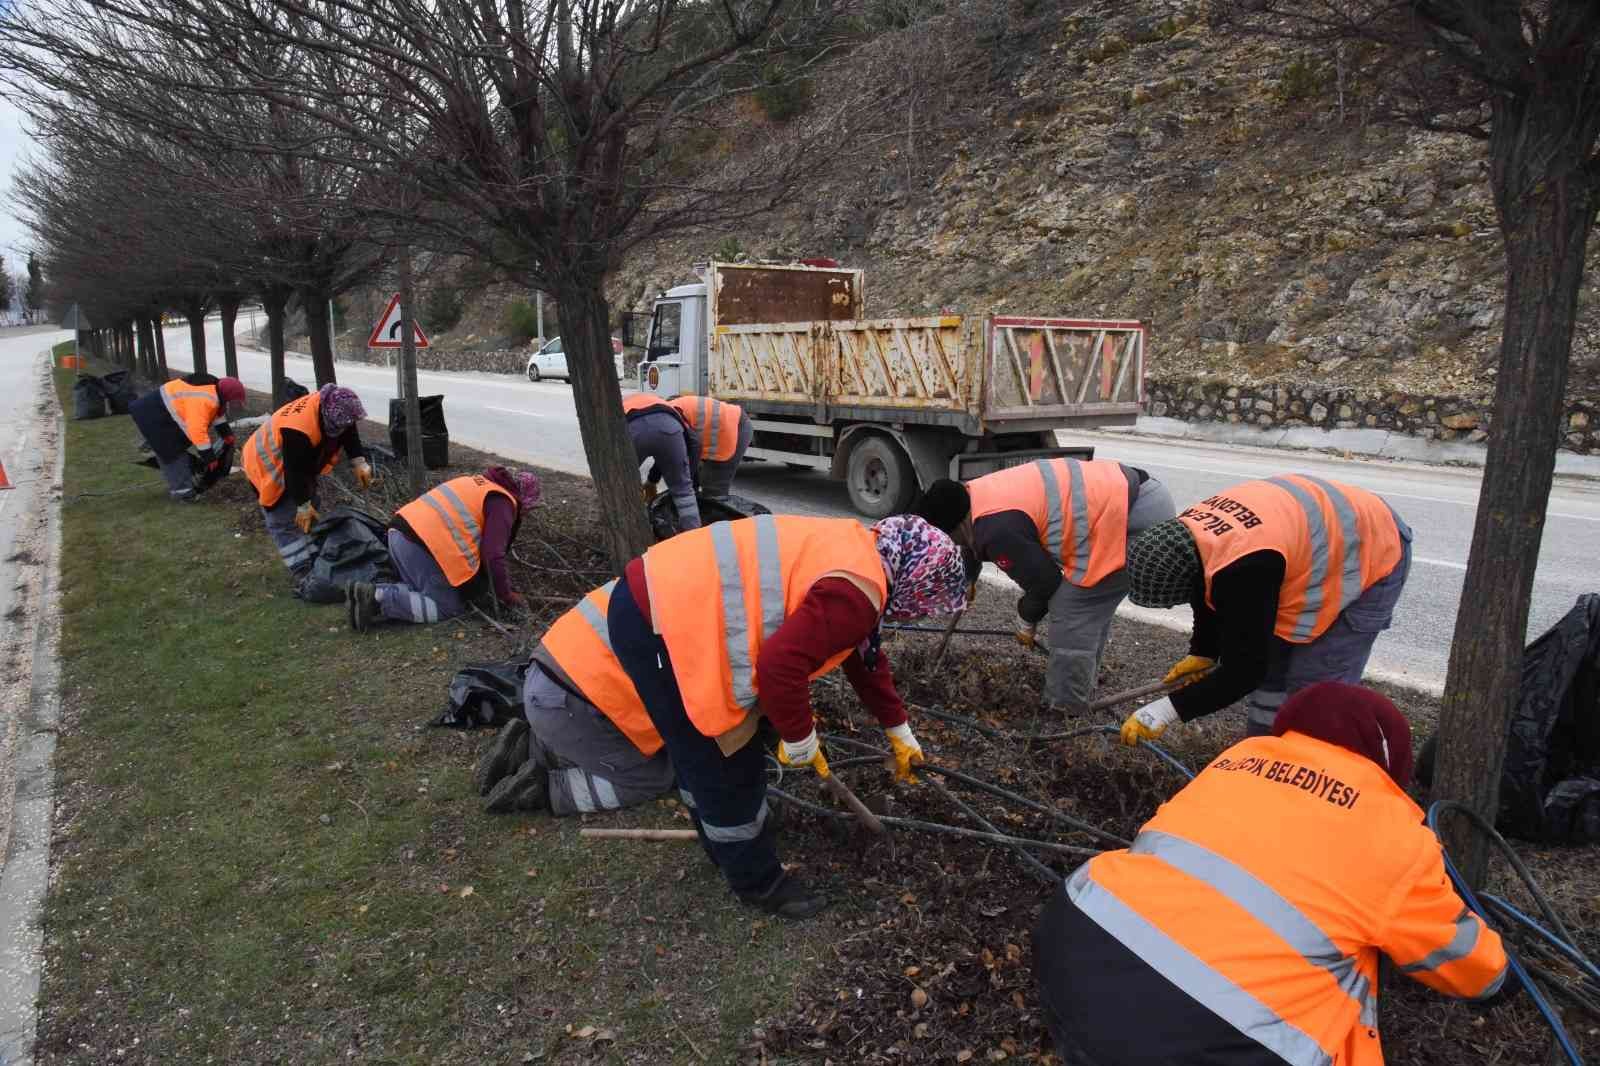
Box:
(0, 458, 11, 490)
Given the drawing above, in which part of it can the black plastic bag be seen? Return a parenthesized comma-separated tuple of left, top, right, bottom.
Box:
(101, 370, 138, 415)
(649, 492, 772, 541)
(297, 504, 396, 604)
(192, 440, 235, 495)
(281, 378, 310, 403)
(429, 661, 528, 729)
(389, 396, 449, 469)
(73, 376, 107, 420)
(1419, 594, 1600, 843)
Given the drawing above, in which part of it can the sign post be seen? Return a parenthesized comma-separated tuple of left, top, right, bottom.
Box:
(366, 289, 431, 494)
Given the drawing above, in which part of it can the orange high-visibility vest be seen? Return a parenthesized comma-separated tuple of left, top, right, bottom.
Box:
(242, 392, 342, 508)
(158, 379, 225, 449)
(968, 458, 1132, 586)
(644, 515, 888, 740)
(1181, 476, 1405, 644)
(670, 395, 744, 462)
(394, 475, 517, 588)
(538, 580, 663, 757)
(1068, 731, 1507, 1066)
(622, 393, 680, 420)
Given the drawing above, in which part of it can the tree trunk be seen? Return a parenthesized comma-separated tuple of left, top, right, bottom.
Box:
(555, 276, 654, 571)
(184, 296, 209, 376)
(301, 287, 337, 387)
(136, 315, 158, 380)
(219, 294, 241, 379)
(399, 247, 426, 497)
(1434, 100, 1599, 887)
(263, 287, 290, 405)
(153, 313, 169, 376)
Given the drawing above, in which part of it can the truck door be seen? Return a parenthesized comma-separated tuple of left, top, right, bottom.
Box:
(640, 300, 686, 396)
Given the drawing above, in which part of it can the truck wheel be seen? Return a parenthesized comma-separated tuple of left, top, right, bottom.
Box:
(846, 435, 915, 519)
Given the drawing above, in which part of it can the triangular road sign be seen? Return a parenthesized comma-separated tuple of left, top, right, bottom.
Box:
(366, 292, 431, 349)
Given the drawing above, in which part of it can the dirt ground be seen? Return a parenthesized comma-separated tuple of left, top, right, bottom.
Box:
(153, 384, 1600, 1062)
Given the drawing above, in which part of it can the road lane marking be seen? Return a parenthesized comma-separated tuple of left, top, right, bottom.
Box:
(1414, 556, 1468, 571)
(485, 405, 554, 418)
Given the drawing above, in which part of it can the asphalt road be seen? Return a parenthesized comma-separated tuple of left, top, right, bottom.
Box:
(159, 318, 1600, 694)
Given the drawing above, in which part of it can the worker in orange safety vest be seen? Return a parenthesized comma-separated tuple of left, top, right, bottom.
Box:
(606, 514, 969, 919)
(913, 459, 1176, 714)
(669, 394, 751, 498)
(1035, 681, 1511, 1066)
(128, 374, 246, 500)
(623, 392, 702, 528)
(474, 580, 674, 817)
(1118, 475, 1412, 745)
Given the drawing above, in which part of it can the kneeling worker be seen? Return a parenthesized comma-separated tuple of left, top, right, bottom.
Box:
(347, 467, 542, 629)
(623, 393, 701, 529)
(130, 372, 247, 500)
(607, 514, 968, 919)
(475, 580, 674, 815)
(1035, 682, 1509, 1065)
(1119, 474, 1411, 745)
(670, 394, 751, 498)
(242, 384, 373, 586)
(915, 459, 1176, 714)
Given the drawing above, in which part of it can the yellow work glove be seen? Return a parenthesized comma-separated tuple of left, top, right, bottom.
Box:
(776, 729, 831, 778)
(351, 457, 374, 490)
(1119, 697, 1179, 747)
(1015, 616, 1037, 650)
(641, 481, 658, 504)
(884, 723, 925, 784)
(965, 581, 978, 608)
(294, 501, 319, 534)
(1163, 655, 1216, 688)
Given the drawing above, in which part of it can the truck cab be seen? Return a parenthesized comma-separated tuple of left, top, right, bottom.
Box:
(635, 282, 708, 397)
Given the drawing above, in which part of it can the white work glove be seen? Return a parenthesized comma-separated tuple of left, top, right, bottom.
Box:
(776, 728, 830, 776)
(885, 722, 925, 784)
(1119, 696, 1179, 747)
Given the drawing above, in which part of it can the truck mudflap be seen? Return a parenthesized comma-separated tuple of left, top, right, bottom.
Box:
(952, 445, 1095, 481)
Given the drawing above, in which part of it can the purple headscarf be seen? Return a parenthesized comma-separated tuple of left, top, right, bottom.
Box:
(511, 469, 542, 510)
(871, 514, 968, 622)
(318, 384, 367, 436)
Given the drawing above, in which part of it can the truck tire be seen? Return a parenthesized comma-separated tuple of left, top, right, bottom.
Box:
(846, 434, 915, 519)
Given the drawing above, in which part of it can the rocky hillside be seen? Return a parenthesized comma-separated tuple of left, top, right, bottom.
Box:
(594, 0, 1598, 407)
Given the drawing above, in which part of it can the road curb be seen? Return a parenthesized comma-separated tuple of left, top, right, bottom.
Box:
(0, 354, 65, 1066)
(1093, 416, 1600, 479)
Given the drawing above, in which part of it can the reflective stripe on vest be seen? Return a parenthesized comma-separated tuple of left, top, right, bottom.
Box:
(250, 414, 286, 494)
(244, 393, 328, 507)
(419, 481, 484, 575)
(1067, 862, 1336, 1066)
(396, 476, 514, 587)
(159, 381, 222, 447)
(670, 395, 742, 462)
(969, 458, 1129, 586)
(711, 516, 784, 708)
(539, 580, 663, 757)
(1398, 908, 1483, 979)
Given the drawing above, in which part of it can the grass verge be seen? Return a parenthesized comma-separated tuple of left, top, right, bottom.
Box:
(37, 365, 837, 1065)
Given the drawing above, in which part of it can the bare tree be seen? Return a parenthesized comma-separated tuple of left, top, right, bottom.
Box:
(1214, 0, 1600, 884)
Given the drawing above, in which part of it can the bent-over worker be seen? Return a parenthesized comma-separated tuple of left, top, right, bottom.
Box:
(623, 393, 701, 529)
(917, 459, 1176, 714)
(242, 384, 372, 587)
(346, 467, 542, 629)
(475, 580, 674, 815)
(669, 394, 751, 498)
(1120, 474, 1412, 746)
(607, 514, 968, 919)
(129, 373, 246, 500)
(1035, 681, 1510, 1065)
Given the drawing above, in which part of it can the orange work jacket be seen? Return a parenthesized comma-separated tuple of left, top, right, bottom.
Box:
(968, 458, 1131, 586)
(623, 393, 681, 421)
(537, 580, 663, 758)
(242, 391, 341, 508)
(1068, 731, 1507, 1066)
(1180, 476, 1405, 643)
(670, 395, 744, 462)
(643, 515, 887, 743)
(158, 379, 225, 449)
(394, 475, 517, 588)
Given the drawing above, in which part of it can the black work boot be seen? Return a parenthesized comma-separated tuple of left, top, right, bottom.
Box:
(474, 718, 530, 796)
(484, 759, 549, 814)
(736, 871, 829, 920)
(346, 582, 381, 633)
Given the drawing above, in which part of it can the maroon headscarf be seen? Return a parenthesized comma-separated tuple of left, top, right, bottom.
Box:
(1273, 681, 1415, 789)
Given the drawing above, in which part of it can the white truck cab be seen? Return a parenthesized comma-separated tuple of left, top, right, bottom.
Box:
(636, 281, 709, 397)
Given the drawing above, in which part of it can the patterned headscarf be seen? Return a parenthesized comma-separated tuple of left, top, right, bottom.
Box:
(872, 514, 968, 622)
(318, 384, 367, 436)
(511, 469, 542, 511)
(1126, 519, 1201, 607)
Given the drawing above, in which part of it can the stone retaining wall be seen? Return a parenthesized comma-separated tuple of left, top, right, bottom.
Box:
(334, 345, 531, 377)
(1146, 377, 1599, 454)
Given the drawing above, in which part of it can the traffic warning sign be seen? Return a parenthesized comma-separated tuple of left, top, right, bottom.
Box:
(366, 293, 431, 350)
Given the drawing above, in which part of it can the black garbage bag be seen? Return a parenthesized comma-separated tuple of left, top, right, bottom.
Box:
(101, 370, 137, 415)
(429, 661, 529, 729)
(389, 396, 449, 469)
(649, 492, 772, 540)
(297, 504, 396, 604)
(1419, 594, 1600, 843)
(192, 440, 235, 495)
(73, 375, 107, 420)
(280, 378, 310, 404)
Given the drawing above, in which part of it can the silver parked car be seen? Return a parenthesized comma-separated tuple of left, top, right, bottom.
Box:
(525, 335, 625, 383)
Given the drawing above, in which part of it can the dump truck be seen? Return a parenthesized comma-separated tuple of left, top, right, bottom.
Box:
(625, 261, 1145, 518)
